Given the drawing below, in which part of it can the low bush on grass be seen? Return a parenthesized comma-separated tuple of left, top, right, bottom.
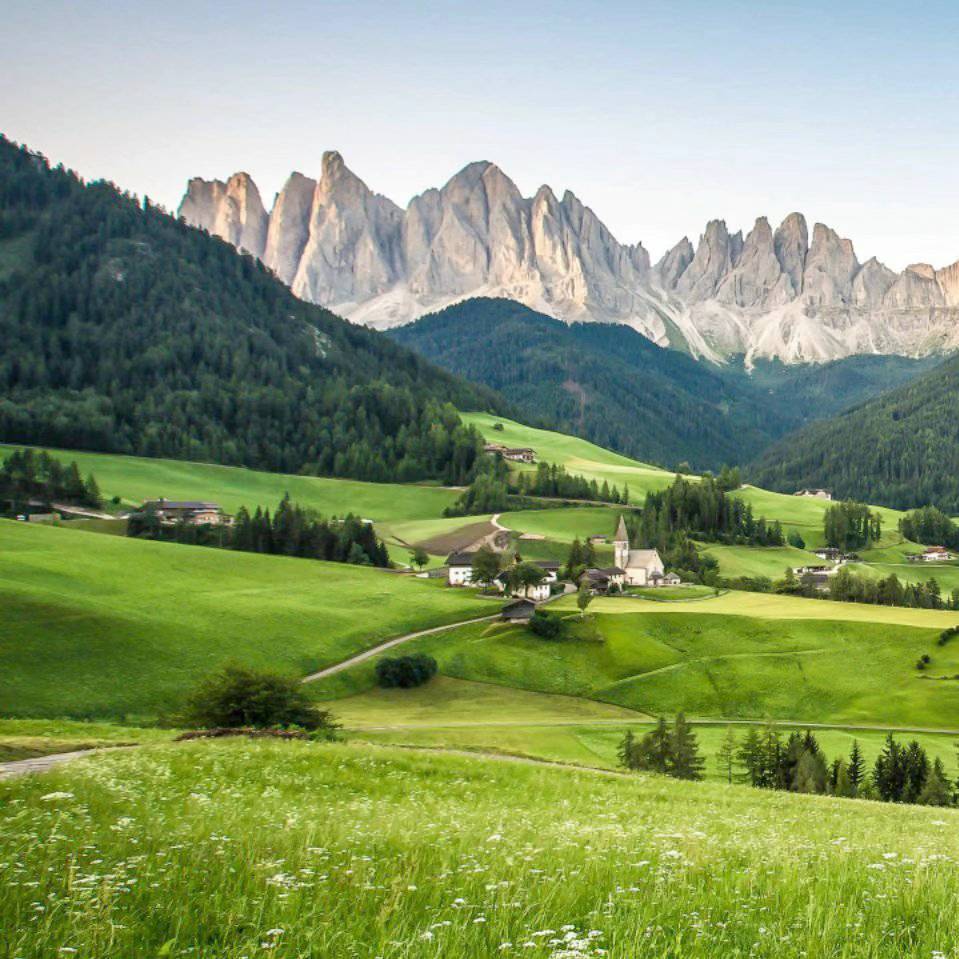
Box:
(183, 665, 339, 734)
(527, 609, 566, 640)
(375, 654, 438, 689)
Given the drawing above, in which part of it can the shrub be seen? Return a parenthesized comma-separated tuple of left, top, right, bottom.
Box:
(184, 664, 339, 734)
(528, 609, 565, 640)
(938, 626, 959, 646)
(375, 653, 438, 688)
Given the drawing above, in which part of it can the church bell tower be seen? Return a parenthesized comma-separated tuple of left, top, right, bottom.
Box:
(614, 515, 629, 569)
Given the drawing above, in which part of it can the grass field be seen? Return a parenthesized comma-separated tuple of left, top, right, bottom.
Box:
(701, 542, 823, 580)
(0, 443, 458, 531)
(5, 739, 959, 957)
(0, 519, 493, 719)
(461, 412, 682, 499)
(312, 604, 959, 729)
(352, 719, 959, 781)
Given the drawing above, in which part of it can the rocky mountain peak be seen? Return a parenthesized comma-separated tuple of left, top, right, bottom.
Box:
(178, 154, 959, 364)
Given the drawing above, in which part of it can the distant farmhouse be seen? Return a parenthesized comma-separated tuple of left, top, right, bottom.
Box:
(446, 551, 477, 586)
(141, 499, 227, 526)
(794, 488, 832, 500)
(483, 443, 536, 464)
(909, 545, 955, 563)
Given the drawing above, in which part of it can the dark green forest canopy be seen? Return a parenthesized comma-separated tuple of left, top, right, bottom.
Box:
(748, 354, 959, 511)
(0, 136, 506, 483)
(389, 297, 937, 472)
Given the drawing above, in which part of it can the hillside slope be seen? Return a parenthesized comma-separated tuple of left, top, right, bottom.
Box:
(749, 354, 959, 510)
(0, 136, 504, 483)
(392, 298, 934, 470)
(392, 299, 781, 469)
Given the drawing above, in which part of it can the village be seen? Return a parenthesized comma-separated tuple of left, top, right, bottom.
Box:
(442, 514, 677, 621)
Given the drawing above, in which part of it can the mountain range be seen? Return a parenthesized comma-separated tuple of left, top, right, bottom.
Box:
(179, 152, 959, 365)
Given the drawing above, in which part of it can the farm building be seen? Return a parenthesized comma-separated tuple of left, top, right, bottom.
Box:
(501, 598, 536, 622)
(580, 567, 626, 593)
(483, 443, 536, 463)
(794, 488, 832, 500)
(140, 499, 226, 525)
(446, 551, 477, 586)
(908, 546, 955, 563)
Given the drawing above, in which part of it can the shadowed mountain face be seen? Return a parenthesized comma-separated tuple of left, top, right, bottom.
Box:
(180, 154, 959, 365)
(388, 298, 938, 472)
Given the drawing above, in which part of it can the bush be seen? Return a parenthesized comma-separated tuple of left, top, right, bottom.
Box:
(938, 626, 959, 646)
(375, 653, 438, 688)
(184, 664, 340, 734)
(528, 609, 565, 640)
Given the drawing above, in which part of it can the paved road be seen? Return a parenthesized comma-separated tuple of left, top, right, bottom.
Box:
(300, 613, 501, 684)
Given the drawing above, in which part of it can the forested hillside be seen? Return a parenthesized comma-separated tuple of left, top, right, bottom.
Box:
(390, 298, 779, 469)
(0, 136, 505, 483)
(749, 355, 959, 510)
(390, 298, 935, 471)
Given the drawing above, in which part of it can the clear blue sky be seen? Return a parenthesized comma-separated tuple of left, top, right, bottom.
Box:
(6, 0, 959, 269)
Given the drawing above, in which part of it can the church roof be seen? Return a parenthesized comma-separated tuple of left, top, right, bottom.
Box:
(626, 548, 662, 570)
(614, 514, 628, 542)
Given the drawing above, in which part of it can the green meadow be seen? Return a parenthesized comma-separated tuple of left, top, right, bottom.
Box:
(0, 442, 458, 529)
(312, 606, 959, 729)
(5, 739, 959, 958)
(0, 520, 492, 719)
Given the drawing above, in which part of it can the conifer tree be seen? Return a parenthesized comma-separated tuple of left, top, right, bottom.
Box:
(848, 740, 865, 794)
(716, 726, 738, 784)
(669, 713, 704, 781)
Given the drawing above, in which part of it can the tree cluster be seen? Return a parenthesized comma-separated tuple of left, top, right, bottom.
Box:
(724, 725, 954, 806)
(527, 609, 565, 639)
(129, 495, 391, 567)
(900, 506, 959, 550)
(512, 461, 628, 504)
(771, 565, 959, 611)
(633, 475, 784, 549)
(375, 654, 438, 689)
(0, 448, 100, 510)
(0, 136, 502, 485)
(823, 501, 882, 550)
(617, 714, 705, 780)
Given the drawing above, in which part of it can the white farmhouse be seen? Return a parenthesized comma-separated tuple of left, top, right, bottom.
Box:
(446, 551, 477, 586)
(613, 516, 666, 587)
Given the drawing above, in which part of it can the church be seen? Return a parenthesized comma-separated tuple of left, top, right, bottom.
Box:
(613, 515, 667, 587)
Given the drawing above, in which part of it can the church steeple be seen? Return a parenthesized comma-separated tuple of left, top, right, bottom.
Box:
(614, 514, 629, 569)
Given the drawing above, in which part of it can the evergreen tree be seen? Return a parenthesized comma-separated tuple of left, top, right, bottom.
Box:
(848, 740, 865, 794)
(715, 726, 738, 784)
(669, 713, 705, 781)
(617, 729, 636, 770)
(646, 717, 672, 774)
(918, 758, 952, 807)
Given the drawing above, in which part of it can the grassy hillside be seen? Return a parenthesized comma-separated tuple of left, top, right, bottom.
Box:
(0, 519, 492, 719)
(312, 601, 959, 729)
(4, 740, 959, 957)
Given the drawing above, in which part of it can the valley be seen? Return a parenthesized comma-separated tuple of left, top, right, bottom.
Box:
(5, 125, 959, 958)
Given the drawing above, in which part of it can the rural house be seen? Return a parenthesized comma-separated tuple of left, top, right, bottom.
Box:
(794, 488, 832, 500)
(446, 551, 477, 586)
(501, 598, 536, 622)
(141, 499, 226, 525)
(909, 546, 954, 563)
(613, 515, 667, 586)
(580, 567, 626, 593)
(483, 443, 536, 463)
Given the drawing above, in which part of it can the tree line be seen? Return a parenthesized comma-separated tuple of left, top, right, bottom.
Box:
(0, 448, 101, 510)
(618, 714, 705, 780)
(128, 494, 391, 567)
(725, 725, 953, 806)
(632, 475, 785, 549)
(900, 505, 959, 550)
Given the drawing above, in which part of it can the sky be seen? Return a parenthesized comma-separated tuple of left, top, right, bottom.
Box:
(5, 0, 959, 270)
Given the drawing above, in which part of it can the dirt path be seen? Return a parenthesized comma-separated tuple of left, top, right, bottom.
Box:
(300, 614, 501, 684)
(0, 746, 130, 781)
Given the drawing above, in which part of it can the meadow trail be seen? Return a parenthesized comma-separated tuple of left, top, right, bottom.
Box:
(299, 613, 502, 684)
(0, 745, 132, 781)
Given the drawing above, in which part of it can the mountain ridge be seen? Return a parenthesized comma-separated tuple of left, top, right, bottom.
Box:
(179, 152, 959, 365)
